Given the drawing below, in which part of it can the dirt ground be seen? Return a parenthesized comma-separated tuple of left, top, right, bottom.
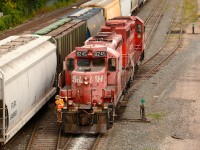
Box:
(160, 22, 200, 150)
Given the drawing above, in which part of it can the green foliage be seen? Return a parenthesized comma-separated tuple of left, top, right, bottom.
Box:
(184, 0, 197, 22)
(147, 113, 163, 120)
(0, 18, 6, 30)
(0, 0, 77, 31)
(2, 15, 13, 26)
(1, 1, 23, 28)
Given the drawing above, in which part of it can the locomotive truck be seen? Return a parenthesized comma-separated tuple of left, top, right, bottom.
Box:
(56, 16, 145, 133)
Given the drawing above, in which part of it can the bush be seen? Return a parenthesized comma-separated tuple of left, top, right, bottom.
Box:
(0, 18, 6, 30)
(0, 0, 78, 31)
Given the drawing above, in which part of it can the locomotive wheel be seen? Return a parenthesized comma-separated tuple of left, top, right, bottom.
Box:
(122, 89, 126, 95)
(116, 101, 122, 111)
(135, 63, 139, 72)
(107, 104, 114, 129)
(140, 51, 145, 61)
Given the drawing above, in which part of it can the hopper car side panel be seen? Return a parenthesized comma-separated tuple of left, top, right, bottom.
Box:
(35, 19, 87, 73)
(138, 0, 144, 6)
(86, 12, 105, 37)
(56, 21, 86, 71)
(120, 0, 132, 16)
(0, 35, 57, 145)
(63, 8, 105, 38)
(131, 0, 139, 12)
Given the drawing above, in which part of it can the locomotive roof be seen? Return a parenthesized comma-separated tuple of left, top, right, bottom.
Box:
(92, 32, 115, 41)
(85, 32, 122, 49)
(105, 20, 128, 27)
(111, 16, 136, 22)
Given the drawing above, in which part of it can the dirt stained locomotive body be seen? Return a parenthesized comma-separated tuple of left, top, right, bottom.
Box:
(57, 16, 145, 133)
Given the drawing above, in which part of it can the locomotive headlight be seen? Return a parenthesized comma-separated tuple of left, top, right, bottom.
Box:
(84, 81, 89, 85)
(97, 100, 102, 105)
(68, 100, 73, 106)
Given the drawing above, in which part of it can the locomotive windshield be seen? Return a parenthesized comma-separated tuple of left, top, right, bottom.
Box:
(77, 59, 90, 66)
(93, 58, 105, 66)
(77, 58, 105, 67)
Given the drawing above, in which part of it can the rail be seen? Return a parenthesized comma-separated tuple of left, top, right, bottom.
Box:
(127, 0, 185, 99)
(144, 0, 167, 48)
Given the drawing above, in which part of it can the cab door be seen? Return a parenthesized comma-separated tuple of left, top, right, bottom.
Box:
(134, 17, 145, 62)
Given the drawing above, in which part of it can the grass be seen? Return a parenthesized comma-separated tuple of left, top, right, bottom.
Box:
(184, 0, 198, 23)
(147, 113, 163, 120)
(143, 148, 158, 150)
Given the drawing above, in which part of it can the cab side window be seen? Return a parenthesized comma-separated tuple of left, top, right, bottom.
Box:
(137, 24, 142, 33)
(126, 29, 130, 39)
(108, 58, 116, 71)
(67, 58, 74, 71)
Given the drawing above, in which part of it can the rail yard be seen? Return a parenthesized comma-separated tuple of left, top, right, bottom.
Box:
(1, 0, 200, 149)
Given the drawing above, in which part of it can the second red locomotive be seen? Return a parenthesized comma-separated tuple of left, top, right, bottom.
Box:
(56, 16, 145, 133)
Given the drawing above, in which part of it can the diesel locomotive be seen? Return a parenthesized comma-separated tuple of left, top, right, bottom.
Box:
(56, 16, 145, 133)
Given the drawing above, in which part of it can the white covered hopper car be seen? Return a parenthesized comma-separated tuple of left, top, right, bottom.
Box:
(0, 34, 57, 144)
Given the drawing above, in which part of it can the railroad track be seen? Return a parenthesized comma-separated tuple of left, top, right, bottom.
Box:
(126, 0, 185, 98)
(0, 0, 89, 40)
(26, 103, 60, 150)
(144, 0, 167, 48)
(56, 133, 99, 150)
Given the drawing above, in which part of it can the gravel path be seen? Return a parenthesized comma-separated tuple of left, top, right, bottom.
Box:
(98, 0, 200, 149)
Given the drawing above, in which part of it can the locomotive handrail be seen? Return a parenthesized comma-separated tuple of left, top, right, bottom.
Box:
(58, 70, 65, 88)
(77, 89, 80, 108)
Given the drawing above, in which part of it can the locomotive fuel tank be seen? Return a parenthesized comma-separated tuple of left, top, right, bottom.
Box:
(0, 35, 57, 144)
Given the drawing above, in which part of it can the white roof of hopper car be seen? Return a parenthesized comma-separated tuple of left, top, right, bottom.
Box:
(0, 34, 56, 82)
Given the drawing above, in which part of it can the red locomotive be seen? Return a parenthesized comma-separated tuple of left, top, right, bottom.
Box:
(56, 16, 145, 133)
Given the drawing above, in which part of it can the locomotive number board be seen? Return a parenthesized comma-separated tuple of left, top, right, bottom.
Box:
(93, 51, 107, 57)
(76, 51, 107, 57)
(76, 51, 88, 57)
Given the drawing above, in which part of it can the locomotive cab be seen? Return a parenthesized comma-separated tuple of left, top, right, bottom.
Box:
(101, 16, 145, 65)
(101, 16, 145, 91)
(58, 34, 122, 133)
